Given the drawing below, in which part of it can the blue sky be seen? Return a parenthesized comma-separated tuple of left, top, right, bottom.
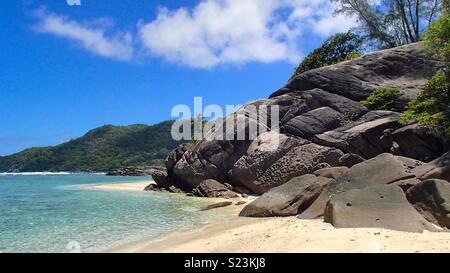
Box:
(0, 0, 357, 156)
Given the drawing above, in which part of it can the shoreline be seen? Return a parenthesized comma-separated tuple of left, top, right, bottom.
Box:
(112, 200, 450, 253)
(84, 180, 153, 191)
(89, 181, 450, 253)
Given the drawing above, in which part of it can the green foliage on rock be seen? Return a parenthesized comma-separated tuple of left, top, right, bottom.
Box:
(291, 32, 363, 79)
(400, 70, 450, 137)
(398, 7, 450, 137)
(361, 87, 403, 110)
(0, 121, 186, 172)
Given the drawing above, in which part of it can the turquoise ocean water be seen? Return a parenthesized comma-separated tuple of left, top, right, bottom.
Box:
(0, 173, 222, 253)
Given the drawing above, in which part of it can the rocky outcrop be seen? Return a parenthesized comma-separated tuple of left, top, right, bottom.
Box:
(413, 151, 450, 181)
(406, 179, 450, 229)
(300, 153, 417, 219)
(192, 179, 239, 199)
(239, 174, 332, 217)
(106, 166, 157, 176)
(162, 43, 445, 196)
(324, 185, 436, 232)
(271, 43, 445, 104)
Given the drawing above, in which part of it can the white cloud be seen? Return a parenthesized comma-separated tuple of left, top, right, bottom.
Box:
(33, 9, 134, 61)
(32, 1, 357, 67)
(138, 0, 357, 68)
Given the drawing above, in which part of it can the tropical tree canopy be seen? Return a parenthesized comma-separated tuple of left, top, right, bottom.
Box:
(331, 0, 443, 48)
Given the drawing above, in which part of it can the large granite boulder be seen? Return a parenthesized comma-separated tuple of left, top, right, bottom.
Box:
(277, 88, 368, 123)
(235, 143, 343, 194)
(313, 111, 400, 159)
(230, 132, 309, 191)
(192, 179, 239, 199)
(165, 143, 193, 175)
(406, 179, 450, 229)
(392, 123, 450, 162)
(324, 185, 436, 232)
(148, 167, 171, 188)
(271, 43, 446, 104)
(172, 99, 279, 188)
(282, 106, 344, 139)
(300, 153, 417, 219)
(413, 151, 450, 181)
(240, 174, 332, 217)
(167, 43, 445, 194)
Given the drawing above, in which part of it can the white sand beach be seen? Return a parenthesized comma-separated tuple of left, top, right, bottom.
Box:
(113, 201, 450, 253)
(87, 181, 152, 191)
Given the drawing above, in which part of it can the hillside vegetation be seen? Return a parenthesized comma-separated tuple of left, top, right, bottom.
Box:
(0, 121, 185, 172)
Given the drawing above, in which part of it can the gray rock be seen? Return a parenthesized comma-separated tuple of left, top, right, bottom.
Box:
(234, 186, 251, 195)
(324, 185, 436, 232)
(173, 100, 279, 188)
(231, 132, 308, 191)
(106, 166, 156, 176)
(193, 179, 239, 199)
(240, 174, 332, 217)
(392, 123, 450, 162)
(391, 178, 421, 192)
(300, 153, 416, 219)
(413, 151, 450, 181)
(144, 183, 158, 191)
(271, 43, 446, 104)
(313, 111, 400, 159)
(314, 167, 349, 179)
(202, 201, 233, 211)
(395, 156, 425, 170)
(148, 167, 171, 189)
(168, 43, 444, 195)
(406, 179, 450, 229)
(282, 107, 343, 139)
(165, 143, 193, 174)
(338, 153, 365, 167)
(240, 143, 343, 194)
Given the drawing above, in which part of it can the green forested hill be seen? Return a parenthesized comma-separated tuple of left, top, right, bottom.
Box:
(0, 121, 185, 172)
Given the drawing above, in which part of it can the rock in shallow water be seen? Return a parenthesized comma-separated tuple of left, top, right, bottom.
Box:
(202, 201, 233, 211)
